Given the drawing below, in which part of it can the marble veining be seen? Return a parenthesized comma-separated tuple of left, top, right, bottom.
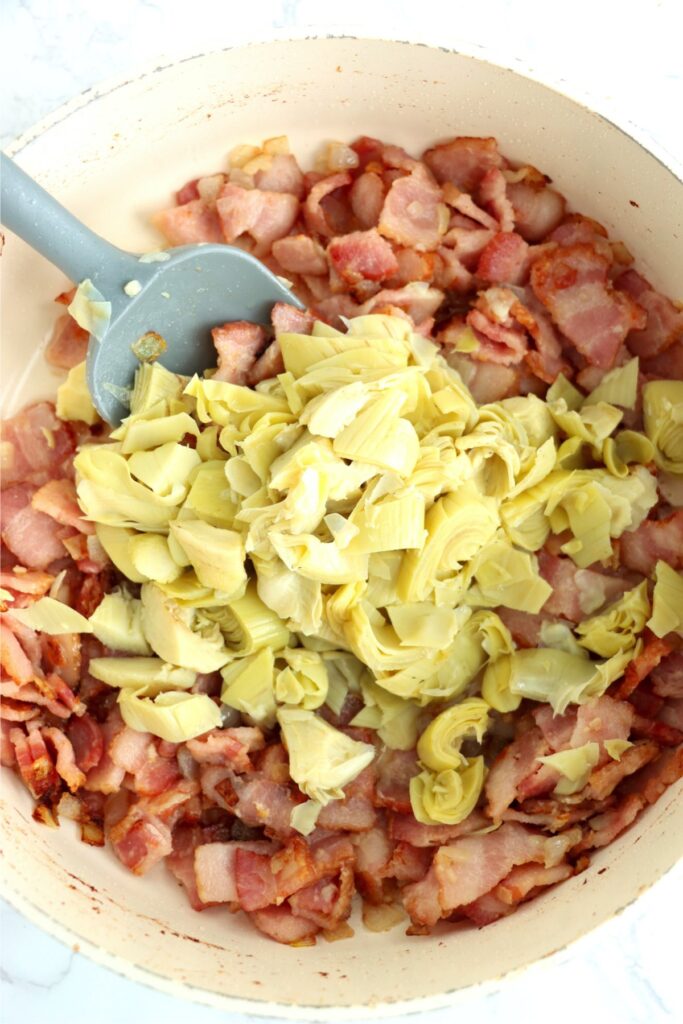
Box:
(1, 0, 681, 1020)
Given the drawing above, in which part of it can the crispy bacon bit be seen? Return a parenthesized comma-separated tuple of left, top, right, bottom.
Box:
(651, 652, 683, 699)
(109, 808, 173, 875)
(1, 403, 74, 489)
(574, 794, 645, 851)
(217, 184, 299, 253)
(485, 727, 549, 819)
(10, 725, 59, 799)
(45, 314, 89, 370)
(210, 321, 265, 385)
(615, 270, 683, 358)
(232, 774, 298, 838)
(304, 172, 353, 237)
(378, 167, 448, 252)
(617, 636, 673, 699)
(350, 171, 386, 229)
(42, 727, 86, 792)
(627, 746, 683, 805)
(531, 243, 646, 369)
(0, 620, 34, 683)
(584, 740, 659, 801)
(67, 714, 104, 773)
(186, 727, 264, 773)
(620, 511, 683, 577)
(153, 199, 223, 245)
(375, 749, 418, 814)
(507, 170, 566, 242)
(328, 229, 399, 284)
(249, 903, 319, 945)
(271, 235, 328, 276)
(31, 479, 94, 535)
(194, 840, 274, 903)
(253, 154, 305, 198)
(2, 487, 67, 570)
(478, 169, 515, 232)
(423, 136, 503, 193)
(289, 862, 354, 930)
(476, 232, 529, 285)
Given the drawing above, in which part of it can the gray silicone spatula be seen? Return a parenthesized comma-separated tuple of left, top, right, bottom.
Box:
(1, 152, 304, 424)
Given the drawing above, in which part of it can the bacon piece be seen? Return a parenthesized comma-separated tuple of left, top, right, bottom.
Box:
(627, 746, 683, 805)
(210, 321, 265, 385)
(67, 714, 104, 773)
(327, 228, 399, 285)
(617, 636, 673, 699)
(248, 903, 319, 944)
(496, 608, 549, 648)
(476, 232, 529, 285)
(443, 351, 519, 404)
(615, 270, 683, 358)
(350, 171, 385, 229)
(1, 719, 17, 766)
(374, 749, 418, 814)
(246, 342, 284, 386)
(40, 632, 81, 688)
(31, 479, 94, 535)
(271, 235, 328, 276)
(443, 185, 498, 231)
(651, 652, 683, 699)
(631, 714, 682, 747)
(506, 290, 570, 383)
(10, 725, 59, 799)
(153, 199, 223, 245)
(549, 215, 610, 252)
(431, 248, 471, 291)
(304, 172, 353, 237)
(167, 825, 211, 911)
(1, 403, 75, 489)
(478, 169, 515, 232)
(109, 808, 173, 875)
(186, 727, 264, 773)
(361, 285, 443, 325)
(234, 848, 278, 910)
(0, 621, 34, 683)
(42, 727, 86, 792)
(538, 552, 628, 623)
(506, 171, 566, 243)
(193, 840, 274, 903)
(109, 727, 154, 774)
(570, 696, 633, 753)
(84, 713, 127, 794)
(353, 824, 394, 902)
(532, 705, 579, 753)
(423, 137, 503, 193)
(584, 740, 659, 800)
(0, 569, 53, 597)
(620, 511, 683, 576)
(216, 184, 299, 252)
(270, 302, 313, 336)
(443, 225, 495, 269)
(175, 179, 200, 205)
(385, 842, 433, 884)
(574, 794, 644, 852)
(401, 866, 442, 928)
(485, 727, 549, 819)
(530, 243, 646, 369)
(253, 154, 305, 198)
(378, 166, 447, 252)
(641, 338, 683, 379)
(289, 862, 354, 930)
(467, 309, 528, 365)
(388, 809, 489, 847)
(232, 774, 298, 838)
(2, 491, 66, 571)
(0, 699, 40, 722)
(45, 314, 89, 370)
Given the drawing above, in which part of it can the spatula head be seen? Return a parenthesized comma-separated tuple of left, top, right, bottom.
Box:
(86, 244, 303, 424)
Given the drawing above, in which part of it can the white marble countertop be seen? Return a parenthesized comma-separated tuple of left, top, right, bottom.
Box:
(2, 1, 682, 1021)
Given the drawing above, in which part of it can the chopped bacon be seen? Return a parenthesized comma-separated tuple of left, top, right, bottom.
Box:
(478, 169, 515, 232)
(423, 136, 503, 193)
(41, 633, 82, 688)
(194, 840, 274, 903)
(84, 713, 126, 794)
(328, 229, 399, 284)
(67, 714, 104, 773)
(0, 620, 34, 683)
(507, 290, 570, 383)
(1, 719, 17, 766)
(216, 184, 299, 252)
(109, 806, 173, 875)
(253, 154, 305, 198)
(270, 302, 313, 336)
(485, 727, 549, 819)
(271, 235, 328, 276)
(641, 337, 683, 378)
(476, 232, 529, 286)
(167, 825, 211, 911)
(496, 608, 548, 648)
(304, 172, 353, 237)
(10, 725, 59, 799)
(1, 403, 75, 489)
(617, 636, 673, 699)
(248, 903, 319, 945)
(538, 552, 629, 622)
(530, 243, 646, 369)
(109, 727, 153, 775)
(186, 727, 264, 773)
(443, 351, 519, 404)
(289, 862, 354, 930)
(0, 568, 53, 597)
(211, 322, 265, 385)
(232, 774, 298, 838)
(389, 809, 490, 847)
(584, 740, 659, 800)
(574, 794, 644, 851)
(467, 308, 528, 365)
(651, 652, 683, 699)
(504, 169, 565, 243)
(153, 199, 223, 245)
(549, 215, 610, 252)
(615, 270, 683, 358)
(234, 848, 278, 910)
(620, 511, 683, 576)
(631, 714, 683, 748)
(350, 171, 386, 229)
(378, 166, 447, 252)
(352, 824, 394, 902)
(31, 479, 94, 534)
(42, 727, 86, 792)
(0, 699, 40, 722)
(570, 696, 633, 754)
(431, 248, 472, 291)
(45, 314, 89, 370)
(2, 488, 67, 570)
(374, 749, 419, 814)
(175, 179, 200, 205)
(626, 746, 683, 805)
(385, 842, 433, 884)
(361, 285, 443, 325)
(443, 184, 498, 231)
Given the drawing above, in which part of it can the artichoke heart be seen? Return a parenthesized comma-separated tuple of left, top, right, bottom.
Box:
(417, 698, 490, 772)
(409, 757, 485, 825)
(140, 582, 230, 672)
(643, 380, 683, 473)
(647, 560, 683, 638)
(576, 581, 650, 656)
(277, 707, 375, 805)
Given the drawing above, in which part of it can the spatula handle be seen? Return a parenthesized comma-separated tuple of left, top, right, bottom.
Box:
(0, 152, 137, 287)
